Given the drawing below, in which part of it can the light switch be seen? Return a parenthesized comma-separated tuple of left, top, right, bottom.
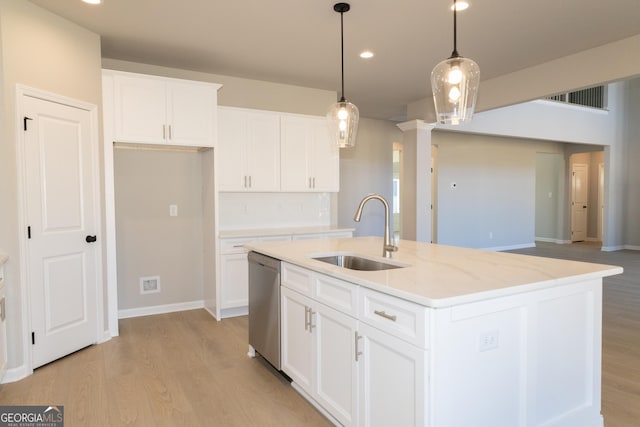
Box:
(169, 204, 178, 217)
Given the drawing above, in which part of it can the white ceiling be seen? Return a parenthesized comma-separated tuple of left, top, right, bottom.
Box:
(29, 0, 640, 121)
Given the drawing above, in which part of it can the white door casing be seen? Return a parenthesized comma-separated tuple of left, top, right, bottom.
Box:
(19, 89, 101, 370)
(571, 163, 589, 242)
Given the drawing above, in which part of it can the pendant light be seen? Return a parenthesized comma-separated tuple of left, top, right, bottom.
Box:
(327, 2, 359, 148)
(430, 0, 480, 125)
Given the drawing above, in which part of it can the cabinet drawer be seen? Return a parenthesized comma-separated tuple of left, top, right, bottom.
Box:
(313, 274, 358, 317)
(219, 237, 255, 253)
(359, 288, 428, 348)
(282, 263, 313, 296)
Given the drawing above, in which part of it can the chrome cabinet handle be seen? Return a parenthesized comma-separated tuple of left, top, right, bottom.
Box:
(0, 297, 5, 322)
(244, 176, 247, 188)
(249, 176, 252, 188)
(162, 124, 166, 139)
(304, 306, 309, 331)
(168, 124, 172, 139)
(355, 331, 362, 361)
(312, 177, 316, 188)
(308, 309, 316, 331)
(374, 310, 397, 322)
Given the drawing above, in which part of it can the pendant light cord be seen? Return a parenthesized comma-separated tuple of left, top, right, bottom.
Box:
(451, 0, 460, 58)
(340, 10, 346, 102)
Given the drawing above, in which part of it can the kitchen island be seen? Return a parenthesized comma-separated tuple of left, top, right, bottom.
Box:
(246, 236, 623, 427)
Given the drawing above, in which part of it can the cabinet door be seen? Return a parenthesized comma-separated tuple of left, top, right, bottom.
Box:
(280, 115, 312, 191)
(114, 75, 167, 144)
(315, 303, 358, 426)
(309, 118, 339, 192)
(358, 323, 427, 427)
(219, 252, 249, 309)
(281, 287, 314, 392)
(167, 81, 215, 147)
(0, 283, 6, 381)
(246, 112, 280, 191)
(217, 108, 248, 191)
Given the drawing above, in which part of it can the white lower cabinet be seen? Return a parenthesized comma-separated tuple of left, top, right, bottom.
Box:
(281, 265, 359, 426)
(0, 262, 6, 382)
(281, 263, 423, 427)
(219, 252, 249, 310)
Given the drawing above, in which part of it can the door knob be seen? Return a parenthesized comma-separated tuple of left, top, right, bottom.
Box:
(85, 235, 97, 243)
(583, 205, 587, 208)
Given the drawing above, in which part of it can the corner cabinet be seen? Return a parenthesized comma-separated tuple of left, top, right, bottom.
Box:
(280, 115, 339, 192)
(104, 69, 221, 147)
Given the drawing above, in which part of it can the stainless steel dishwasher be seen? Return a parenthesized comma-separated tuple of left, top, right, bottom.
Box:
(248, 251, 281, 370)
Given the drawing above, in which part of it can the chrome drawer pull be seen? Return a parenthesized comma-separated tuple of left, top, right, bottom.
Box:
(374, 310, 397, 322)
(355, 331, 362, 362)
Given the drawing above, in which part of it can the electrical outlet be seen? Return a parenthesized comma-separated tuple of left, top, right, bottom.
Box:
(169, 204, 178, 217)
(479, 330, 499, 352)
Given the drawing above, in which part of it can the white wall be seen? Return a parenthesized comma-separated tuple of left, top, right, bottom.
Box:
(113, 148, 205, 311)
(0, 0, 103, 372)
(623, 78, 640, 247)
(338, 118, 402, 237)
(535, 153, 565, 242)
(434, 132, 564, 249)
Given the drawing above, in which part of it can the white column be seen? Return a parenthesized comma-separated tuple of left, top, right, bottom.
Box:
(396, 120, 435, 243)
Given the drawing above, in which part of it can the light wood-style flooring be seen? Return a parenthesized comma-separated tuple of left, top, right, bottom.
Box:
(0, 241, 638, 426)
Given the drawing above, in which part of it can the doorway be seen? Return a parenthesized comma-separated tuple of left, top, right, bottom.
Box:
(17, 87, 102, 370)
(392, 143, 402, 240)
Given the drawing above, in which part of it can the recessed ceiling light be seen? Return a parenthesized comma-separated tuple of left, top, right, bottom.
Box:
(360, 51, 374, 59)
(82, 0, 102, 4)
(451, 1, 469, 11)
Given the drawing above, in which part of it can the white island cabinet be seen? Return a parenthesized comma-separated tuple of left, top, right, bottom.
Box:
(246, 236, 623, 427)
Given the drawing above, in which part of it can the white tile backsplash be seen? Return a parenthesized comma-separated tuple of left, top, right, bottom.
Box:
(219, 193, 332, 230)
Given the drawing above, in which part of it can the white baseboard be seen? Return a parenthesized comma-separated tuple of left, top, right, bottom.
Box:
(118, 300, 205, 319)
(2, 365, 30, 384)
(601, 245, 625, 252)
(535, 237, 571, 244)
(483, 242, 536, 251)
(204, 306, 219, 321)
(623, 245, 640, 251)
(219, 306, 248, 319)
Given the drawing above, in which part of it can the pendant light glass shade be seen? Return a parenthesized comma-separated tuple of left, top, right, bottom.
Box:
(430, 0, 480, 125)
(327, 99, 359, 148)
(431, 56, 480, 124)
(328, 2, 359, 148)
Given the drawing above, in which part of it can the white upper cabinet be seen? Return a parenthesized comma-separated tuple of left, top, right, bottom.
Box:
(107, 70, 220, 147)
(217, 107, 339, 193)
(217, 107, 281, 191)
(281, 115, 339, 192)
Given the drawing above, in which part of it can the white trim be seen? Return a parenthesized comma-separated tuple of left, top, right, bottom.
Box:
(118, 300, 205, 319)
(1, 365, 30, 384)
(484, 243, 536, 252)
(601, 245, 625, 252)
(101, 72, 120, 337)
(219, 306, 249, 319)
(535, 237, 572, 244)
(14, 85, 104, 378)
(623, 245, 640, 251)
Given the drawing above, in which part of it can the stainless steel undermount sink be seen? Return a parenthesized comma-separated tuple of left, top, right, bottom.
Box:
(311, 253, 407, 271)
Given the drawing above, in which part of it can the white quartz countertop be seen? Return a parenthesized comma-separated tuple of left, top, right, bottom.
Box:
(219, 226, 354, 239)
(245, 236, 623, 308)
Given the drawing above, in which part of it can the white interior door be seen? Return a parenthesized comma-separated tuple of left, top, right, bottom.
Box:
(23, 94, 99, 369)
(571, 163, 589, 242)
